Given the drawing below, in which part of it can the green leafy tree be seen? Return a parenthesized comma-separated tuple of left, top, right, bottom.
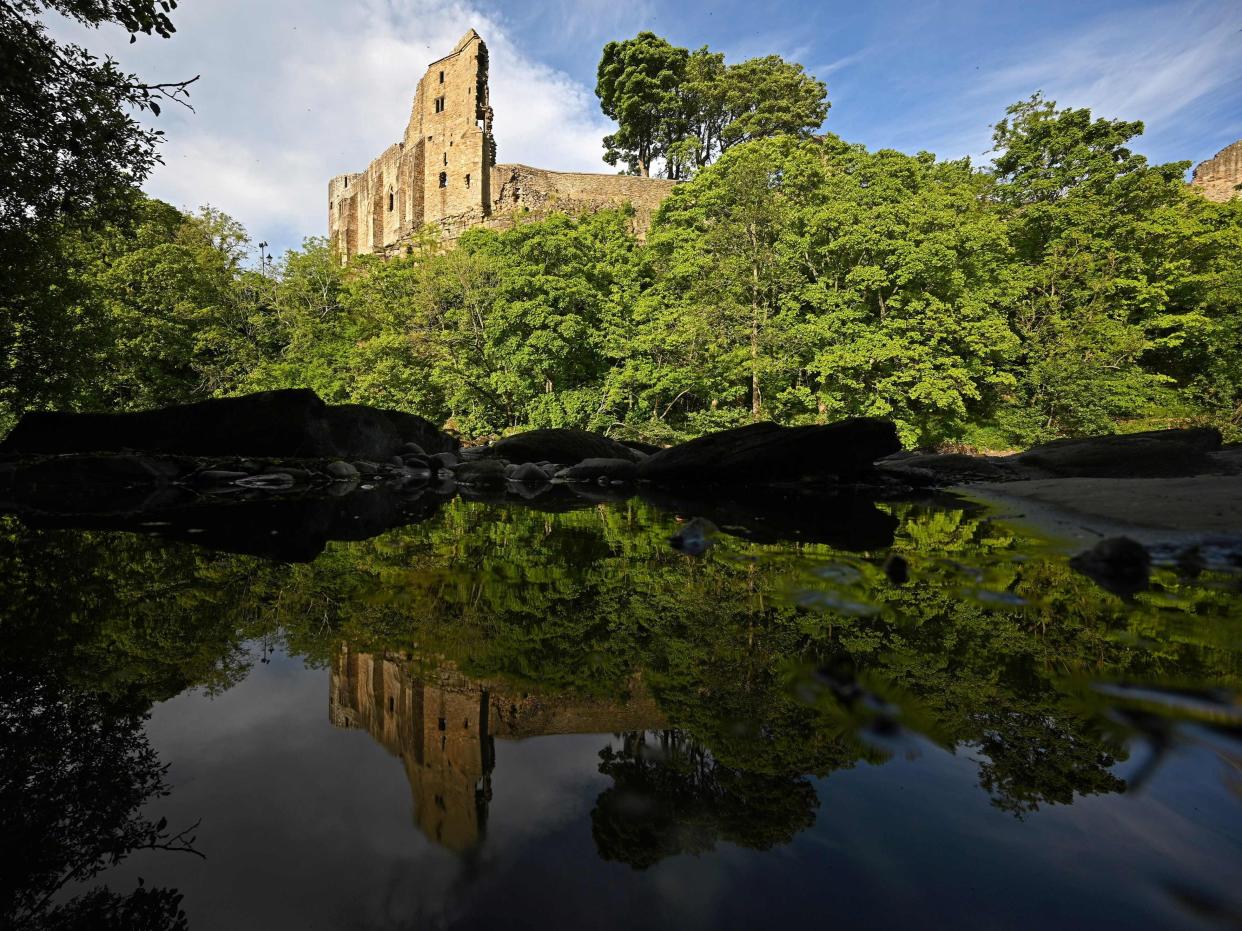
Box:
(718, 55, 828, 152)
(596, 32, 687, 178)
(597, 33, 828, 180)
(989, 93, 1242, 441)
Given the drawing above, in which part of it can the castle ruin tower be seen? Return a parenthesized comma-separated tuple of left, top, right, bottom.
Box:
(328, 30, 495, 258)
(1191, 140, 1242, 203)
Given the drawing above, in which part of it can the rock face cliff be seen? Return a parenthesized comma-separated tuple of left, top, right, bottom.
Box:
(327, 29, 677, 260)
(1192, 140, 1242, 203)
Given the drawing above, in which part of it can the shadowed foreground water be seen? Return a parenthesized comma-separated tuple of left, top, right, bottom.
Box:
(1, 493, 1240, 930)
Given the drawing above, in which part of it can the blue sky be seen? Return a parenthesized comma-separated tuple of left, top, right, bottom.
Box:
(49, 0, 1242, 257)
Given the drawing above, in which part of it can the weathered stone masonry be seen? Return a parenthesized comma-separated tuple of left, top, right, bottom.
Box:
(1192, 140, 1242, 204)
(328, 29, 677, 260)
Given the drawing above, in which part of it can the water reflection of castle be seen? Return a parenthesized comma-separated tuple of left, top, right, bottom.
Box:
(329, 647, 663, 851)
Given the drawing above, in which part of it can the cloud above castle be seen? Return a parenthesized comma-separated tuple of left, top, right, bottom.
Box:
(43, 0, 1242, 258)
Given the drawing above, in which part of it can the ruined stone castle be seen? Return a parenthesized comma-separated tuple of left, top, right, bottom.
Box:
(1192, 140, 1242, 204)
(328, 30, 677, 260)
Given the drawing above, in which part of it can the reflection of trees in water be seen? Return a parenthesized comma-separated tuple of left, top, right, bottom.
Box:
(591, 731, 818, 869)
(1, 496, 1240, 888)
(0, 670, 199, 930)
(973, 708, 1127, 817)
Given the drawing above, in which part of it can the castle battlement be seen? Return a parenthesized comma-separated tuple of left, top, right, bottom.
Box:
(328, 30, 677, 260)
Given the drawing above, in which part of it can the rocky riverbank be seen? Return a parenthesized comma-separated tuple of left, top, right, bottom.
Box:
(1, 389, 1238, 576)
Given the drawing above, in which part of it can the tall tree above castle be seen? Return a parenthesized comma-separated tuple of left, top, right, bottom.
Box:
(596, 32, 687, 178)
(595, 32, 829, 180)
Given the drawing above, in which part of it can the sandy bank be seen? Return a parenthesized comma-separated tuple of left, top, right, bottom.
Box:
(955, 475, 1242, 548)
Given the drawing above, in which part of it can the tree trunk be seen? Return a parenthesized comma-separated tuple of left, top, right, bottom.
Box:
(751, 305, 760, 419)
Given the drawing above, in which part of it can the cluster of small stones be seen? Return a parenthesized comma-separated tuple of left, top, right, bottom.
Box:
(46, 444, 647, 499)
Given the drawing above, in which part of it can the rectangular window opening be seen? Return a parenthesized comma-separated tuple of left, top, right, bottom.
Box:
(439, 70, 444, 83)
(465, 174, 471, 188)
(438, 171, 447, 188)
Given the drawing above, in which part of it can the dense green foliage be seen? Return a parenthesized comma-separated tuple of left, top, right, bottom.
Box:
(2, 21, 1240, 447)
(0, 0, 199, 434)
(595, 32, 828, 178)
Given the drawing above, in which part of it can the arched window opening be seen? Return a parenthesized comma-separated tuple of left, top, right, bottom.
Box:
(387, 191, 394, 211)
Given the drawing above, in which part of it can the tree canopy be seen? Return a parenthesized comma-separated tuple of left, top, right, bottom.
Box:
(596, 32, 828, 179)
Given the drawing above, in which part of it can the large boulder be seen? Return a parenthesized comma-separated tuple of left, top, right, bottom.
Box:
(475, 429, 645, 466)
(637, 419, 901, 486)
(555, 458, 639, 482)
(323, 404, 403, 460)
(875, 452, 1020, 486)
(1017, 427, 1222, 478)
(375, 408, 460, 455)
(0, 390, 460, 462)
(0, 389, 337, 458)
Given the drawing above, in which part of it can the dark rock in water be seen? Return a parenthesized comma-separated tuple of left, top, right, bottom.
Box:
(5, 456, 194, 516)
(640, 485, 898, 551)
(883, 553, 910, 585)
(620, 439, 661, 456)
(638, 419, 900, 486)
(429, 451, 459, 470)
(16, 454, 186, 490)
(190, 469, 250, 486)
(325, 460, 358, 480)
(0, 390, 459, 461)
(507, 462, 549, 484)
(373, 408, 459, 455)
(266, 466, 313, 481)
(876, 453, 1018, 486)
(234, 472, 295, 490)
(1019, 428, 1222, 478)
(323, 404, 404, 460)
(7, 485, 448, 561)
(670, 517, 717, 556)
(452, 459, 508, 486)
(1070, 536, 1151, 597)
(555, 458, 639, 483)
(0, 389, 338, 458)
(475, 429, 645, 465)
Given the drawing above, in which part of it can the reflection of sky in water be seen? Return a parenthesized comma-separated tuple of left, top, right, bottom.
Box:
(91, 648, 1242, 931)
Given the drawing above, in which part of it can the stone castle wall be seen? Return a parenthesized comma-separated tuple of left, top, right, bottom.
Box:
(328, 30, 676, 260)
(1192, 140, 1242, 203)
(486, 163, 677, 239)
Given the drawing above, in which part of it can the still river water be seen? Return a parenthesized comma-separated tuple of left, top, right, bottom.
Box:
(2, 486, 1240, 930)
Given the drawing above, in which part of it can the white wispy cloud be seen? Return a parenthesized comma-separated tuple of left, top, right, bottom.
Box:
(45, 0, 620, 254)
(905, 0, 1242, 164)
(977, 0, 1242, 130)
